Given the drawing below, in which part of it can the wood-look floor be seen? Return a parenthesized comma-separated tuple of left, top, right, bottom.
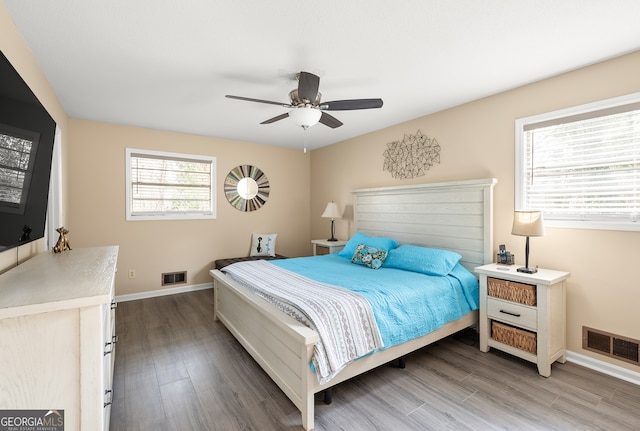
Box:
(109, 289, 640, 431)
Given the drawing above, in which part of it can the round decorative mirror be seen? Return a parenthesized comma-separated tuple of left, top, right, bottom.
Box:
(224, 165, 270, 211)
(237, 177, 258, 199)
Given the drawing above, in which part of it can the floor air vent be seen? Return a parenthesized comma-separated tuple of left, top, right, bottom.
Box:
(583, 326, 640, 365)
(162, 271, 187, 286)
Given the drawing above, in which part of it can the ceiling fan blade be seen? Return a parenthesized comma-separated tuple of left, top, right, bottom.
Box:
(319, 112, 343, 128)
(320, 98, 383, 111)
(297, 72, 320, 103)
(260, 113, 289, 124)
(226, 95, 292, 108)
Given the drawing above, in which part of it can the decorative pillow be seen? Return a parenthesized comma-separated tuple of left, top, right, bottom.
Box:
(338, 232, 399, 258)
(249, 233, 277, 257)
(384, 244, 461, 276)
(351, 244, 388, 270)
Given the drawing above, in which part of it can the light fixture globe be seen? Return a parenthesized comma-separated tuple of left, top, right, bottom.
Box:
(289, 106, 321, 129)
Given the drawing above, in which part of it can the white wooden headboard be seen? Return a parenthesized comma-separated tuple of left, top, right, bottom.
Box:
(352, 178, 497, 273)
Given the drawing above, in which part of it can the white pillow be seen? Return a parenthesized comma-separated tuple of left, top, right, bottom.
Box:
(250, 233, 277, 257)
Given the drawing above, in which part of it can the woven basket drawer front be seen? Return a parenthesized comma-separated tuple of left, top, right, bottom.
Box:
(491, 321, 537, 354)
(488, 277, 536, 306)
(487, 298, 537, 331)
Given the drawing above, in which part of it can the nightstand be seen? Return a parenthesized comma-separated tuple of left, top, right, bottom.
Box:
(311, 239, 347, 256)
(475, 263, 570, 377)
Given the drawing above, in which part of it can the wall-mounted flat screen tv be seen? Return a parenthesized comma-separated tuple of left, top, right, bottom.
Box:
(0, 50, 56, 252)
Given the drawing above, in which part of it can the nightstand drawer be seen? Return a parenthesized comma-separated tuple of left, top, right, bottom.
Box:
(315, 245, 330, 255)
(487, 298, 537, 331)
(488, 277, 536, 306)
(312, 239, 346, 256)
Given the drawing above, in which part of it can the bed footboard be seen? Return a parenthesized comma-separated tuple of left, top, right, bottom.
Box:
(210, 269, 319, 430)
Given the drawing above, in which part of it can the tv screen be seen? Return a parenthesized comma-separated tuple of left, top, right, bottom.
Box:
(0, 50, 56, 252)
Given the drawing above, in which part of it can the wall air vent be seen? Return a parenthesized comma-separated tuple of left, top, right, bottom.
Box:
(583, 326, 639, 365)
(162, 271, 187, 286)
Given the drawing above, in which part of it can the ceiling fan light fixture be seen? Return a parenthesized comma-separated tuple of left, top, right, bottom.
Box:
(289, 106, 321, 129)
(226, 71, 382, 130)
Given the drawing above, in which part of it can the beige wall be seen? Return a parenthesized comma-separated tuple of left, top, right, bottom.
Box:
(310, 50, 640, 373)
(0, 4, 69, 273)
(67, 119, 310, 296)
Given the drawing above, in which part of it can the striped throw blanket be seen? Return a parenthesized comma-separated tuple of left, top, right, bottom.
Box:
(223, 260, 384, 384)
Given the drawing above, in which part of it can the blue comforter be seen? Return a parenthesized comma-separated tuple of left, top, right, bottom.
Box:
(272, 254, 479, 350)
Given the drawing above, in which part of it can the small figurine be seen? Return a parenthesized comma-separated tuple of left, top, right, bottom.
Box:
(20, 224, 32, 242)
(53, 227, 72, 253)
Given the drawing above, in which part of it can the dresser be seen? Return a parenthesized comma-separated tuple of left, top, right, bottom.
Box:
(475, 263, 570, 377)
(0, 246, 119, 430)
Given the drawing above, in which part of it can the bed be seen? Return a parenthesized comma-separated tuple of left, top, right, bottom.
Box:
(209, 178, 497, 430)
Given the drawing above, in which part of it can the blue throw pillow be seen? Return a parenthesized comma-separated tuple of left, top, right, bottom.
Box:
(338, 232, 399, 258)
(384, 244, 461, 276)
(351, 244, 388, 270)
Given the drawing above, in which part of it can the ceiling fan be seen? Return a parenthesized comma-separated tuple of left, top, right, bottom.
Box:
(225, 71, 383, 129)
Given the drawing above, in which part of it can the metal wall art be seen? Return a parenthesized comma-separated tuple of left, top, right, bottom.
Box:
(224, 165, 270, 212)
(383, 129, 441, 179)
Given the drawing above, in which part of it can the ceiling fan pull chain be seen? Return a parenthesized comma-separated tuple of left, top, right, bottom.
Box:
(303, 128, 309, 153)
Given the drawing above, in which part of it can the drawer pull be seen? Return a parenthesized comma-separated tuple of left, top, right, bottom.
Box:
(104, 342, 114, 356)
(499, 309, 521, 317)
(104, 334, 119, 356)
(104, 335, 119, 355)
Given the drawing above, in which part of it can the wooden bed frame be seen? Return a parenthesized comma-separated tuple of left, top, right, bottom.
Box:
(209, 178, 497, 430)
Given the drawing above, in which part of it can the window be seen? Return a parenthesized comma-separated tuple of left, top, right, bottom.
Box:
(126, 148, 216, 221)
(0, 124, 40, 215)
(515, 92, 640, 231)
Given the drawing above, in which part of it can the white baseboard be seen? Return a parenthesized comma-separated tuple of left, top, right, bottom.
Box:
(115, 282, 213, 303)
(566, 350, 640, 386)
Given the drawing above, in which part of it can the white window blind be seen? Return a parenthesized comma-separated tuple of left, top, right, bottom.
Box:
(126, 148, 216, 221)
(515, 92, 640, 231)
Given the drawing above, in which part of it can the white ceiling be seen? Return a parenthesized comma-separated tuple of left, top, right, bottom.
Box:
(4, 0, 640, 151)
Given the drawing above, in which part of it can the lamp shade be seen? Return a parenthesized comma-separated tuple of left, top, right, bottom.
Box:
(289, 106, 322, 129)
(512, 210, 545, 237)
(321, 201, 342, 219)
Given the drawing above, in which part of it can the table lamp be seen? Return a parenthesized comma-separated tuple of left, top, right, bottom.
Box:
(321, 201, 342, 242)
(511, 210, 545, 274)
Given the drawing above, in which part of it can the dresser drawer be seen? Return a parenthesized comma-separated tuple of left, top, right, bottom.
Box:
(487, 298, 537, 331)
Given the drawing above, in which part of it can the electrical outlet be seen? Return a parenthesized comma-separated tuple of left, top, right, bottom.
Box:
(128, 269, 135, 279)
